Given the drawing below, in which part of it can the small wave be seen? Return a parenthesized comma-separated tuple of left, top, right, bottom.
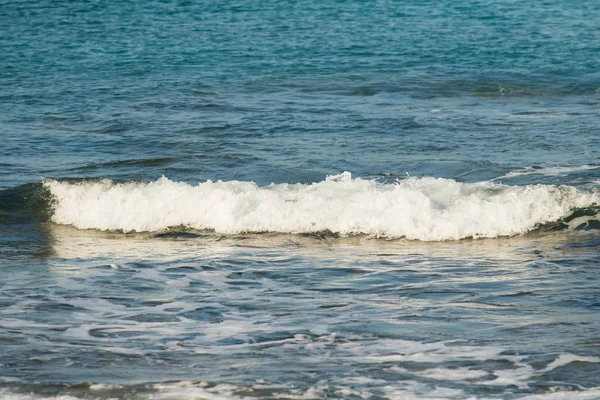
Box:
(39, 157, 180, 173)
(491, 165, 600, 181)
(42, 172, 599, 241)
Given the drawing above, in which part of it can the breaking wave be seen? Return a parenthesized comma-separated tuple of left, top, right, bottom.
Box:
(40, 172, 599, 241)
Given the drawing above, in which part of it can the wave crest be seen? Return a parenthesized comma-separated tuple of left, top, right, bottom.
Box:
(43, 173, 599, 241)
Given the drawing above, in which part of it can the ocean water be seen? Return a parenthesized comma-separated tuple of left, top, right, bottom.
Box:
(1, 0, 600, 399)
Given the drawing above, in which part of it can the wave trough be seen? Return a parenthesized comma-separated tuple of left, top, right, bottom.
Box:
(44, 173, 599, 241)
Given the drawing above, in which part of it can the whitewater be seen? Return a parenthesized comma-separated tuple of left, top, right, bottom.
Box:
(45, 172, 599, 241)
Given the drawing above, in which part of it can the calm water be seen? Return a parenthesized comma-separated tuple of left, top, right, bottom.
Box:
(1, 0, 600, 399)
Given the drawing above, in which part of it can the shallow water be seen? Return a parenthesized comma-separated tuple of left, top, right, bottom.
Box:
(2, 226, 600, 399)
(1, 0, 600, 398)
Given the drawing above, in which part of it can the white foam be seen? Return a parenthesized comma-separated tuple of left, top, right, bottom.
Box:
(566, 215, 599, 230)
(484, 361, 534, 388)
(519, 387, 600, 400)
(0, 391, 81, 400)
(2, 378, 600, 400)
(151, 382, 248, 400)
(89, 383, 120, 390)
(44, 173, 599, 241)
(491, 165, 600, 181)
(541, 354, 600, 373)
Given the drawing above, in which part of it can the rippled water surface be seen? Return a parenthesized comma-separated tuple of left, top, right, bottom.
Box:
(1, 0, 600, 398)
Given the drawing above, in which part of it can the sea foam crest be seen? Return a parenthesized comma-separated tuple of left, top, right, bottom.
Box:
(44, 173, 598, 241)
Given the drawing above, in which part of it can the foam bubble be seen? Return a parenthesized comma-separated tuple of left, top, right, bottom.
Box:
(44, 173, 599, 241)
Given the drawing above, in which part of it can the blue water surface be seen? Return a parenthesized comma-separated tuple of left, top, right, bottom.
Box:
(1, 0, 599, 187)
(1, 1, 600, 399)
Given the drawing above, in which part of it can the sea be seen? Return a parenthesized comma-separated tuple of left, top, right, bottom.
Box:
(1, 1, 600, 399)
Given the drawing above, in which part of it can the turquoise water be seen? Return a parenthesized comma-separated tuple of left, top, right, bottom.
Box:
(1, 1, 600, 399)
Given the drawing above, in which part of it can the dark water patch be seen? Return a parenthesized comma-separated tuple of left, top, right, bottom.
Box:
(538, 220, 570, 232)
(565, 236, 600, 249)
(141, 299, 175, 307)
(39, 114, 86, 125)
(318, 303, 352, 309)
(227, 280, 264, 288)
(88, 123, 132, 135)
(152, 231, 204, 239)
(454, 300, 514, 309)
(28, 302, 86, 313)
(0, 183, 54, 222)
(580, 219, 600, 230)
(135, 100, 241, 112)
(125, 313, 181, 323)
(97, 157, 180, 168)
(165, 266, 199, 272)
(181, 307, 224, 323)
(563, 207, 600, 222)
(501, 291, 536, 297)
(100, 296, 140, 308)
(534, 207, 600, 233)
(307, 286, 353, 293)
(290, 77, 600, 99)
(408, 290, 475, 301)
(298, 230, 341, 240)
(88, 328, 147, 339)
(40, 157, 181, 173)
